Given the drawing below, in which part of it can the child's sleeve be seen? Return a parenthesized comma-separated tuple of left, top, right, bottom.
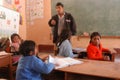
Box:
(32, 56, 55, 74)
(102, 48, 110, 52)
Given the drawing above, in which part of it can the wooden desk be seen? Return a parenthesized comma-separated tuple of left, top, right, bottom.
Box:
(114, 48, 120, 54)
(56, 59, 120, 80)
(0, 54, 13, 80)
(73, 48, 116, 61)
(113, 48, 120, 63)
(38, 53, 119, 80)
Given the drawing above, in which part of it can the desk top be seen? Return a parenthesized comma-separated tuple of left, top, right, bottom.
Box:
(57, 59, 120, 79)
(38, 52, 120, 79)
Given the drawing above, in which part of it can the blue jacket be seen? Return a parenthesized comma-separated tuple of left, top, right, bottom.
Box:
(16, 55, 54, 80)
(58, 40, 74, 58)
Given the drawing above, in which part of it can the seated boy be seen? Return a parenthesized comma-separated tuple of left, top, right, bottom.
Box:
(16, 40, 55, 80)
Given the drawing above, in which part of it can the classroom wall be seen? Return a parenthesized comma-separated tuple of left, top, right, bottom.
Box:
(3, 0, 27, 39)
(26, 0, 53, 45)
(3, 0, 120, 49)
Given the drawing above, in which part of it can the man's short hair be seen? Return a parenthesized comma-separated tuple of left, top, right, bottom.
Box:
(56, 2, 64, 7)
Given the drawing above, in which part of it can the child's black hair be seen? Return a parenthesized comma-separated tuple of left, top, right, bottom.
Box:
(57, 28, 71, 46)
(19, 40, 35, 56)
(90, 32, 101, 40)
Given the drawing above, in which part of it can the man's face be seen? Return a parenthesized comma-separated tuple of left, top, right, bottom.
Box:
(56, 5, 64, 15)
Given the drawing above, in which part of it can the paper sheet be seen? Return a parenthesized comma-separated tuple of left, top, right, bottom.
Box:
(0, 51, 9, 56)
(48, 55, 83, 69)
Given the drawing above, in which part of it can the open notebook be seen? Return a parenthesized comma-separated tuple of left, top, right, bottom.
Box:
(48, 55, 83, 69)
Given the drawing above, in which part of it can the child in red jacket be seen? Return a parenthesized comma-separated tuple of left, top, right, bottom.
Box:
(87, 32, 111, 60)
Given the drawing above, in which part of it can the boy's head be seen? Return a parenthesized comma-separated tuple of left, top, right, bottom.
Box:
(19, 40, 37, 56)
(56, 2, 64, 15)
(90, 32, 101, 46)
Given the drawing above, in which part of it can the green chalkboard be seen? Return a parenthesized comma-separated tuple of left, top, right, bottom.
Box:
(51, 0, 120, 36)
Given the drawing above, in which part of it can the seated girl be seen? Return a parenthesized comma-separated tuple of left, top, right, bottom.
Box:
(10, 33, 24, 65)
(16, 40, 55, 80)
(10, 33, 23, 55)
(55, 28, 77, 58)
(87, 32, 111, 60)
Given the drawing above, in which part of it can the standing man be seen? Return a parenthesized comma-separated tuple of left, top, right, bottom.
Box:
(48, 2, 77, 44)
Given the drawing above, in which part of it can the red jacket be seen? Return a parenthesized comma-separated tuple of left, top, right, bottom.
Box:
(87, 43, 109, 60)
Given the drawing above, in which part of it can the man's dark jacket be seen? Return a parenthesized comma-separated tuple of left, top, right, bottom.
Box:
(48, 12, 77, 43)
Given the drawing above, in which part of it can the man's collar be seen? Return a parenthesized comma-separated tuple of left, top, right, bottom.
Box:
(58, 12, 65, 18)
